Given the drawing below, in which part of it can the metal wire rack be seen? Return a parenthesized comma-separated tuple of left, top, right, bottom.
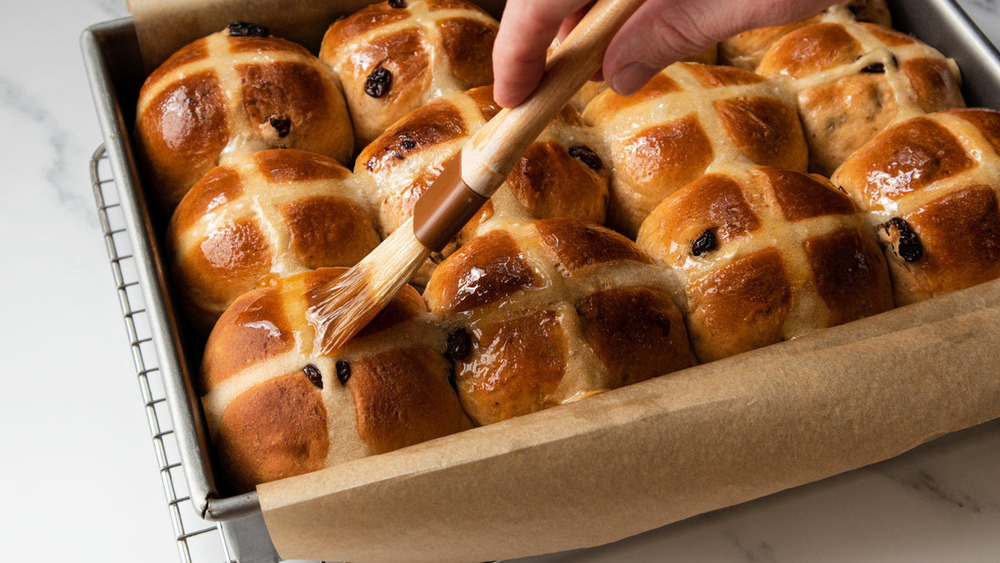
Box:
(90, 145, 237, 563)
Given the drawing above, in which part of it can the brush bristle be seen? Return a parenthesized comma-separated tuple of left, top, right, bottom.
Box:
(309, 219, 432, 355)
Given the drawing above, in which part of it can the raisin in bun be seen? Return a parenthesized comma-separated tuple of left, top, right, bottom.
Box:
(355, 85, 609, 280)
(583, 62, 808, 237)
(757, 16, 964, 175)
(201, 268, 471, 493)
(637, 167, 894, 363)
(832, 109, 1000, 305)
(167, 150, 379, 334)
(423, 218, 697, 426)
(320, 0, 497, 147)
(136, 24, 354, 209)
(720, 1, 891, 71)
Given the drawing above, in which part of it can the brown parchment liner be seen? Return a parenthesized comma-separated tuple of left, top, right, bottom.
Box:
(258, 278, 1000, 563)
(127, 1, 1000, 561)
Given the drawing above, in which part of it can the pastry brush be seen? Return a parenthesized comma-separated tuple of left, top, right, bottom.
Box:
(310, 0, 647, 354)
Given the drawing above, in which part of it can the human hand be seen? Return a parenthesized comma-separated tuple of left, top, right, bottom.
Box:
(492, 0, 838, 107)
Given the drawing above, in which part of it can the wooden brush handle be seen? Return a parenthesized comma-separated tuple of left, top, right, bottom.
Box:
(461, 0, 646, 197)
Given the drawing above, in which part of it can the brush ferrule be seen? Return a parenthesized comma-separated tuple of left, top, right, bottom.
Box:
(412, 156, 490, 251)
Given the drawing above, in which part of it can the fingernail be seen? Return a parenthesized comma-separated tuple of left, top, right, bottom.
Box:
(609, 62, 658, 96)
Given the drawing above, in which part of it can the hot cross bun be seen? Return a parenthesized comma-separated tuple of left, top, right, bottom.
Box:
(423, 218, 697, 425)
(355, 85, 609, 275)
(720, 1, 891, 71)
(320, 0, 498, 147)
(757, 16, 965, 175)
(201, 268, 471, 493)
(832, 109, 1000, 304)
(582, 62, 808, 237)
(167, 149, 379, 334)
(136, 24, 354, 209)
(637, 167, 894, 362)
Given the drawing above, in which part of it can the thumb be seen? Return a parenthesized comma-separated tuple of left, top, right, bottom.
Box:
(603, 0, 837, 96)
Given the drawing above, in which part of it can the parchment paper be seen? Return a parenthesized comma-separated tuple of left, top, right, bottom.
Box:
(258, 278, 1000, 562)
(124, 1, 1000, 561)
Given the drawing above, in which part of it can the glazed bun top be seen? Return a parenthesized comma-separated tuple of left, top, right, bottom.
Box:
(583, 62, 808, 236)
(136, 24, 354, 209)
(832, 108, 1000, 304)
(320, 0, 498, 146)
(720, 1, 892, 71)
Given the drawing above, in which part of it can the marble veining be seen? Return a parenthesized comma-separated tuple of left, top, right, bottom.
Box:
(0, 1, 997, 562)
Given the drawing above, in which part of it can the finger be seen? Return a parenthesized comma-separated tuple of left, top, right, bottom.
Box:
(493, 0, 592, 107)
(555, 3, 591, 45)
(604, 0, 838, 96)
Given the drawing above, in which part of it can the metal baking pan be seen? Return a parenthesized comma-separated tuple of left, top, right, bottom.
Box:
(81, 0, 1000, 560)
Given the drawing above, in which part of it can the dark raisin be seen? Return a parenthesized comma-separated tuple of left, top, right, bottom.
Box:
(228, 21, 270, 37)
(400, 139, 416, 150)
(861, 62, 886, 74)
(445, 328, 472, 361)
(568, 145, 603, 171)
(364, 67, 393, 98)
(302, 364, 323, 389)
(882, 217, 923, 263)
(692, 229, 716, 257)
(388, 0, 406, 7)
(336, 360, 352, 384)
(267, 114, 291, 138)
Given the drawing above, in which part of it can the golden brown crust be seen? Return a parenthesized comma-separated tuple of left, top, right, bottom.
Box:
(714, 97, 809, 169)
(282, 197, 380, 270)
(575, 288, 695, 387)
(136, 31, 353, 209)
(758, 19, 964, 175)
(455, 310, 568, 425)
(688, 250, 793, 361)
(357, 86, 610, 259)
(764, 167, 857, 220)
(584, 63, 807, 236)
(167, 150, 379, 334)
(351, 347, 472, 454)
(719, 1, 892, 71)
(536, 217, 650, 275)
(202, 268, 470, 492)
(838, 116, 973, 203)
(638, 166, 893, 362)
(836, 110, 1000, 304)
(319, 0, 497, 146)
(426, 219, 697, 425)
(804, 229, 894, 324)
(216, 374, 328, 493)
(423, 230, 542, 315)
(202, 287, 295, 392)
(137, 71, 230, 207)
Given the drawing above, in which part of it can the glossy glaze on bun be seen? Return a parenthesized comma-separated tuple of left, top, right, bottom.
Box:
(167, 149, 380, 334)
(758, 14, 965, 175)
(583, 62, 808, 237)
(320, 0, 498, 147)
(637, 167, 894, 362)
(833, 109, 1000, 304)
(355, 85, 610, 281)
(136, 27, 354, 209)
(720, 1, 892, 71)
(424, 218, 697, 425)
(201, 268, 471, 492)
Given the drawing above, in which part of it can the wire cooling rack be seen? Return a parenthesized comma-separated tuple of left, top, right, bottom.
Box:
(90, 145, 237, 563)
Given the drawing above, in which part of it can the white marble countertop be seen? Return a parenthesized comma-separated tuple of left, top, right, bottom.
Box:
(0, 1, 998, 562)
